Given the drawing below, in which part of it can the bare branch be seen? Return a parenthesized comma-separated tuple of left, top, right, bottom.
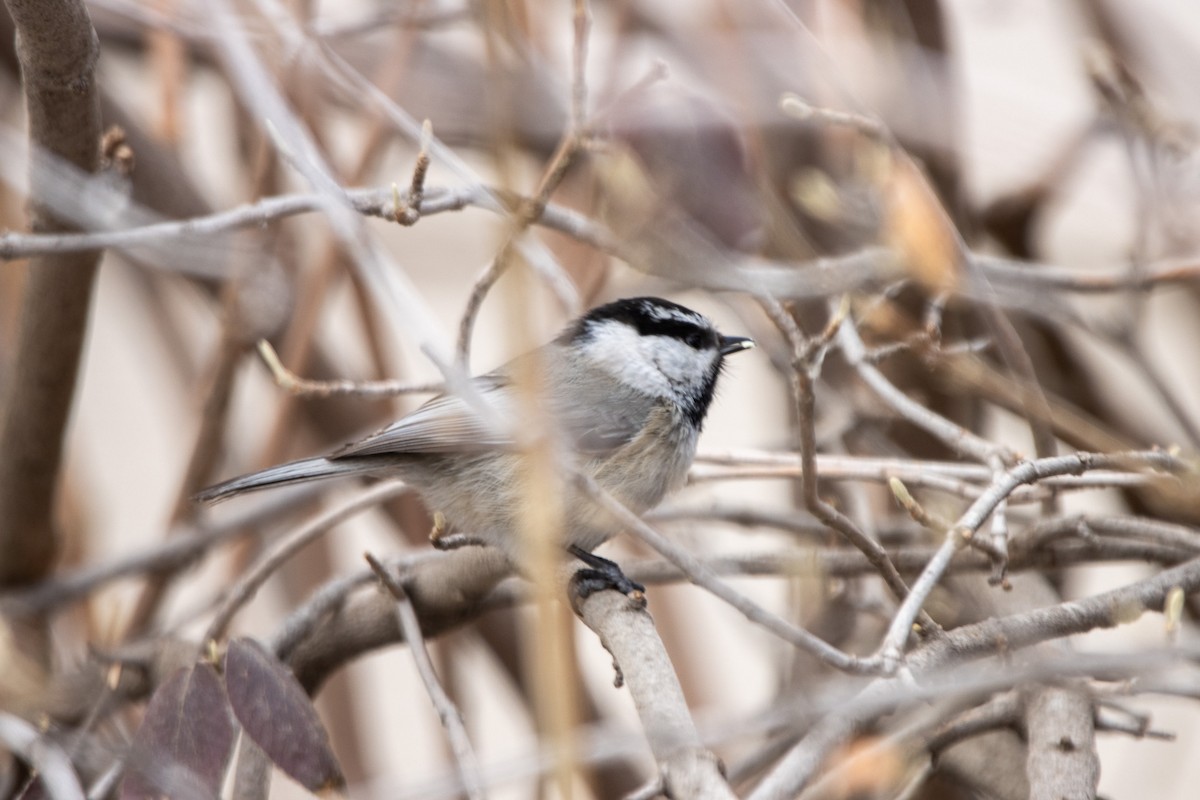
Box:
(574, 588, 736, 799)
(0, 489, 312, 616)
(366, 553, 486, 800)
(280, 546, 512, 694)
(912, 553, 1200, 673)
(203, 482, 410, 645)
(878, 451, 1184, 664)
(573, 472, 877, 674)
(758, 295, 927, 623)
(925, 691, 1022, 755)
(0, 713, 84, 800)
(837, 313, 1010, 464)
(256, 340, 445, 398)
(695, 449, 1163, 493)
(0, 0, 102, 587)
(1023, 686, 1099, 800)
(750, 554, 1200, 799)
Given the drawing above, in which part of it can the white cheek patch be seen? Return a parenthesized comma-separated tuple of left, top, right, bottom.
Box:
(580, 320, 717, 399)
(642, 336, 717, 389)
(580, 321, 673, 396)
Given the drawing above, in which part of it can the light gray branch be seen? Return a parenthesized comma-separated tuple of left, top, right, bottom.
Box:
(749, 554, 1200, 799)
(0, 713, 84, 800)
(575, 589, 736, 799)
(575, 473, 875, 674)
(877, 451, 1183, 664)
(837, 314, 1007, 464)
(1023, 686, 1100, 800)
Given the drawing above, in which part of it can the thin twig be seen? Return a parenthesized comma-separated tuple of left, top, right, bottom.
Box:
(573, 472, 878, 674)
(203, 481, 409, 644)
(256, 340, 445, 398)
(0, 185, 467, 261)
(0, 489, 312, 616)
(456, 134, 585, 366)
(365, 553, 486, 800)
(837, 313, 1010, 464)
(1094, 703, 1174, 741)
(455, 0, 594, 366)
(779, 93, 891, 140)
(987, 458, 1012, 587)
(876, 451, 1186, 665)
(310, 38, 583, 322)
(888, 477, 953, 533)
(925, 692, 1022, 755)
(694, 449, 1162, 490)
(758, 295, 924, 617)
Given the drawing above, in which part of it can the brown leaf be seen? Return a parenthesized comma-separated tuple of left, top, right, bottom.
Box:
(825, 735, 908, 796)
(881, 151, 962, 293)
(223, 638, 345, 792)
(120, 663, 234, 800)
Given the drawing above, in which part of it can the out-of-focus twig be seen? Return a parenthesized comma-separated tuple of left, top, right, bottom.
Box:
(0, 713, 85, 800)
(0, 0, 102, 589)
(256, 340, 445, 398)
(454, 0, 597, 366)
(573, 472, 878, 674)
(366, 553, 486, 800)
(203, 481, 409, 644)
(0, 488, 313, 616)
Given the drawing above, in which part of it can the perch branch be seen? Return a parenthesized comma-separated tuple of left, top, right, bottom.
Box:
(574, 587, 736, 799)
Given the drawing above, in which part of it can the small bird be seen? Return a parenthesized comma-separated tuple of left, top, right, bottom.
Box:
(196, 297, 753, 593)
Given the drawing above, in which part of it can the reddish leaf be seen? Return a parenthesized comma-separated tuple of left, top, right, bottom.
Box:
(223, 638, 344, 792)
(120, 663, 234, 800)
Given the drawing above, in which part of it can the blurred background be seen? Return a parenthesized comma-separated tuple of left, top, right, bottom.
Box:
(3, 1, 1200, 798)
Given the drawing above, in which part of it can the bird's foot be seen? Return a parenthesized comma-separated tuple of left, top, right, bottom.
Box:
(568, 545, 645, 601)
(429, 514, 488, 551)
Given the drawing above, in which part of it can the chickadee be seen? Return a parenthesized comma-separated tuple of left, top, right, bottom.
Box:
(197, 297, 753, 593)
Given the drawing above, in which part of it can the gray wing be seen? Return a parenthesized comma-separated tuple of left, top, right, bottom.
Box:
(332, 373, 515, 458)
(332, 357, 658, 460)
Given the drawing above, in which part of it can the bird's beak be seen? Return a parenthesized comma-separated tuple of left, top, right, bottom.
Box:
(719, 336, 754, 356)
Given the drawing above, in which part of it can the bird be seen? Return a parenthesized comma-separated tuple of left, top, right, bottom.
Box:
(196, 297, 753, 594)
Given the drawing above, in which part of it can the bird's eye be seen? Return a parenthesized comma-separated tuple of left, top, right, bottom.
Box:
(684, 331, 705, 349)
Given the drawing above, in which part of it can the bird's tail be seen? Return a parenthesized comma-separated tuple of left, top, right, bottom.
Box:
(194, 456, 378, 504)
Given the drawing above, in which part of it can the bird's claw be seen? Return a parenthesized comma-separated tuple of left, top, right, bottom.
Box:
(568, 545, 646, 602)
